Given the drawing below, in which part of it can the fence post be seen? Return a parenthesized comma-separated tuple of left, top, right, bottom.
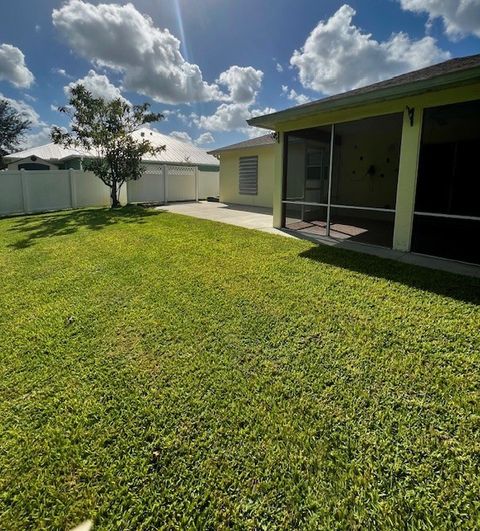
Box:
(69, 169, 77, 209)
(163, 165, 167, 204)
(20, 171, 30, 213)
(195, 167, 199, 202)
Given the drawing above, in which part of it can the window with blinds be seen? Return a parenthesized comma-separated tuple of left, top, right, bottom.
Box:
(239, 156, 258, 195)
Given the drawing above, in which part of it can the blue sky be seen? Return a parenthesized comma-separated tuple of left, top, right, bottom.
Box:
(1, 0, 479, 150)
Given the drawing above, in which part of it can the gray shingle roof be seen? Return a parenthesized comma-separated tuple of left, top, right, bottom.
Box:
(249, 54, 480, 128)
(208, 134, 276, 154)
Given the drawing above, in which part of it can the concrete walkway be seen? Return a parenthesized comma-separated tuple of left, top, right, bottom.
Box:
(157, 201, 479, 278)
(157, 201, 290, 236)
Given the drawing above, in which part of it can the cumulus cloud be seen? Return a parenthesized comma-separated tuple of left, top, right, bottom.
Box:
(399, 0, 480, 39)
(195, 102, 276, 137)
(65, 70, 128, 102)
(52, 0, 222, 104)
(0, 44, 34, 88)
(0, 94, 58, 153)
(170, 130, 193, 143)
(290, 4, 450, 95)
(52, 67, 73, 79)
(282, 85, 311, 105)
(217, 65, 263, 104)
(276, 62, 284, 73)
(195, 132, 215, 146)
(19, 126, 56, 150)
(170, 130, 215, 146)
(0, 93, 43, 127)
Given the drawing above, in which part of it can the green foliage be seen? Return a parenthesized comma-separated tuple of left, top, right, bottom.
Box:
(0, 99, 31, 163)
(0, 208, 479, 529)
(51, 85, 164, 207)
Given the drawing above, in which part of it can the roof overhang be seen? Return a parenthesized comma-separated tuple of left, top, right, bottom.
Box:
(248, 66, 480, 130)
(208, 143, 275, 156)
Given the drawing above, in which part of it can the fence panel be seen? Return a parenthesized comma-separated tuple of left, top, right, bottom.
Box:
(166, 166, 196, 202)
(0, 171, 24, 215)
(198, 170, 219, 199)
(74, 171, 111, 208)
(127, 165, 165, 204)
(24, 170, 72, 213)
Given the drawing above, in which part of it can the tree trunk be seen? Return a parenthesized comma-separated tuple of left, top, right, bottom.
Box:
(110, 179, 121, 208)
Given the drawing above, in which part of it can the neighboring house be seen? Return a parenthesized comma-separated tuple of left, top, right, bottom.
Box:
(0, 128, 219, 216)
(5, 128, 219, 174)
(209, 134, 276, 208)
(7, 156, 59, 171)
(248, 54, 480, 266)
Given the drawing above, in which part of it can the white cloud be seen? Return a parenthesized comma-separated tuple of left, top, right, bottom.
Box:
(0, 94, 58, 153)
(170, 130, 215, 146)
(0, 93, 43, 127)
(195, 102, 276, 137)
(282, 85, 311, 105)
(276, 62, 284, 73)
(195, 132, 215, 145)
(19, 126, 53, 150)
(290, 4, 450, 95)
(52, 67, 72, 78)
(217, 65, 263, 104)
(65, 69, 128, 102)
(23, 94, 37, 102)
(52, 0, 222, 104)
(0, 43, 34, 88)
(399, 0, 480, 39)
(170, 130, 193, 143)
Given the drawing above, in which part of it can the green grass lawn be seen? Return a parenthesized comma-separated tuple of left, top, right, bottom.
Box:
(0, 207, 479, 530)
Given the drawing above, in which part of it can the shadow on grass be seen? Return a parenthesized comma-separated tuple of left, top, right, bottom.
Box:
(299, 245, 480, 305)
(8, 206, 162, 250)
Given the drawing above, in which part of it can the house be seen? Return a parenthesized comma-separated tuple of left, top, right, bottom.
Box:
(6, 155, 59, 171)
(209, 134, 276, 208)
(5, 128, 219, 173)
(248, 54, 480, 266)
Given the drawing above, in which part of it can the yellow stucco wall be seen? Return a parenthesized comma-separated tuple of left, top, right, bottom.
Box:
(219, 145, 275, 208)
(272, 82, 480, 251)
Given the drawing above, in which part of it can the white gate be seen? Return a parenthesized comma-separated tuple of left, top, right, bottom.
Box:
(127, 164, 165, 204)
(166, 165, 196, 202)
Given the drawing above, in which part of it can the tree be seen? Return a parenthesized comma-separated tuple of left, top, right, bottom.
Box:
(51, 85, 164, 207)
(0, 99, 31, 166)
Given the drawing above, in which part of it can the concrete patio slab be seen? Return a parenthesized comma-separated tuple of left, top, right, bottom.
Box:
(157, 201, 291, 237)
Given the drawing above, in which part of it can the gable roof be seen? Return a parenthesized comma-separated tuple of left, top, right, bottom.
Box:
(4, 143, 87, 162)
(5, 128, 219, 167)
(208, 134, 276, 155)
(249, 54, 480, 130)
(9, 155, 58, 167)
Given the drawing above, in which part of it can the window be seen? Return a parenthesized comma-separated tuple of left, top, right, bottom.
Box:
(239, 156, 258, 195)
(18, 163, 50, 171)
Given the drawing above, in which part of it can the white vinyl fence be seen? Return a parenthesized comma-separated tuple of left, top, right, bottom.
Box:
(0, 165, 219, 217)
(127, 164, 219, 204)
